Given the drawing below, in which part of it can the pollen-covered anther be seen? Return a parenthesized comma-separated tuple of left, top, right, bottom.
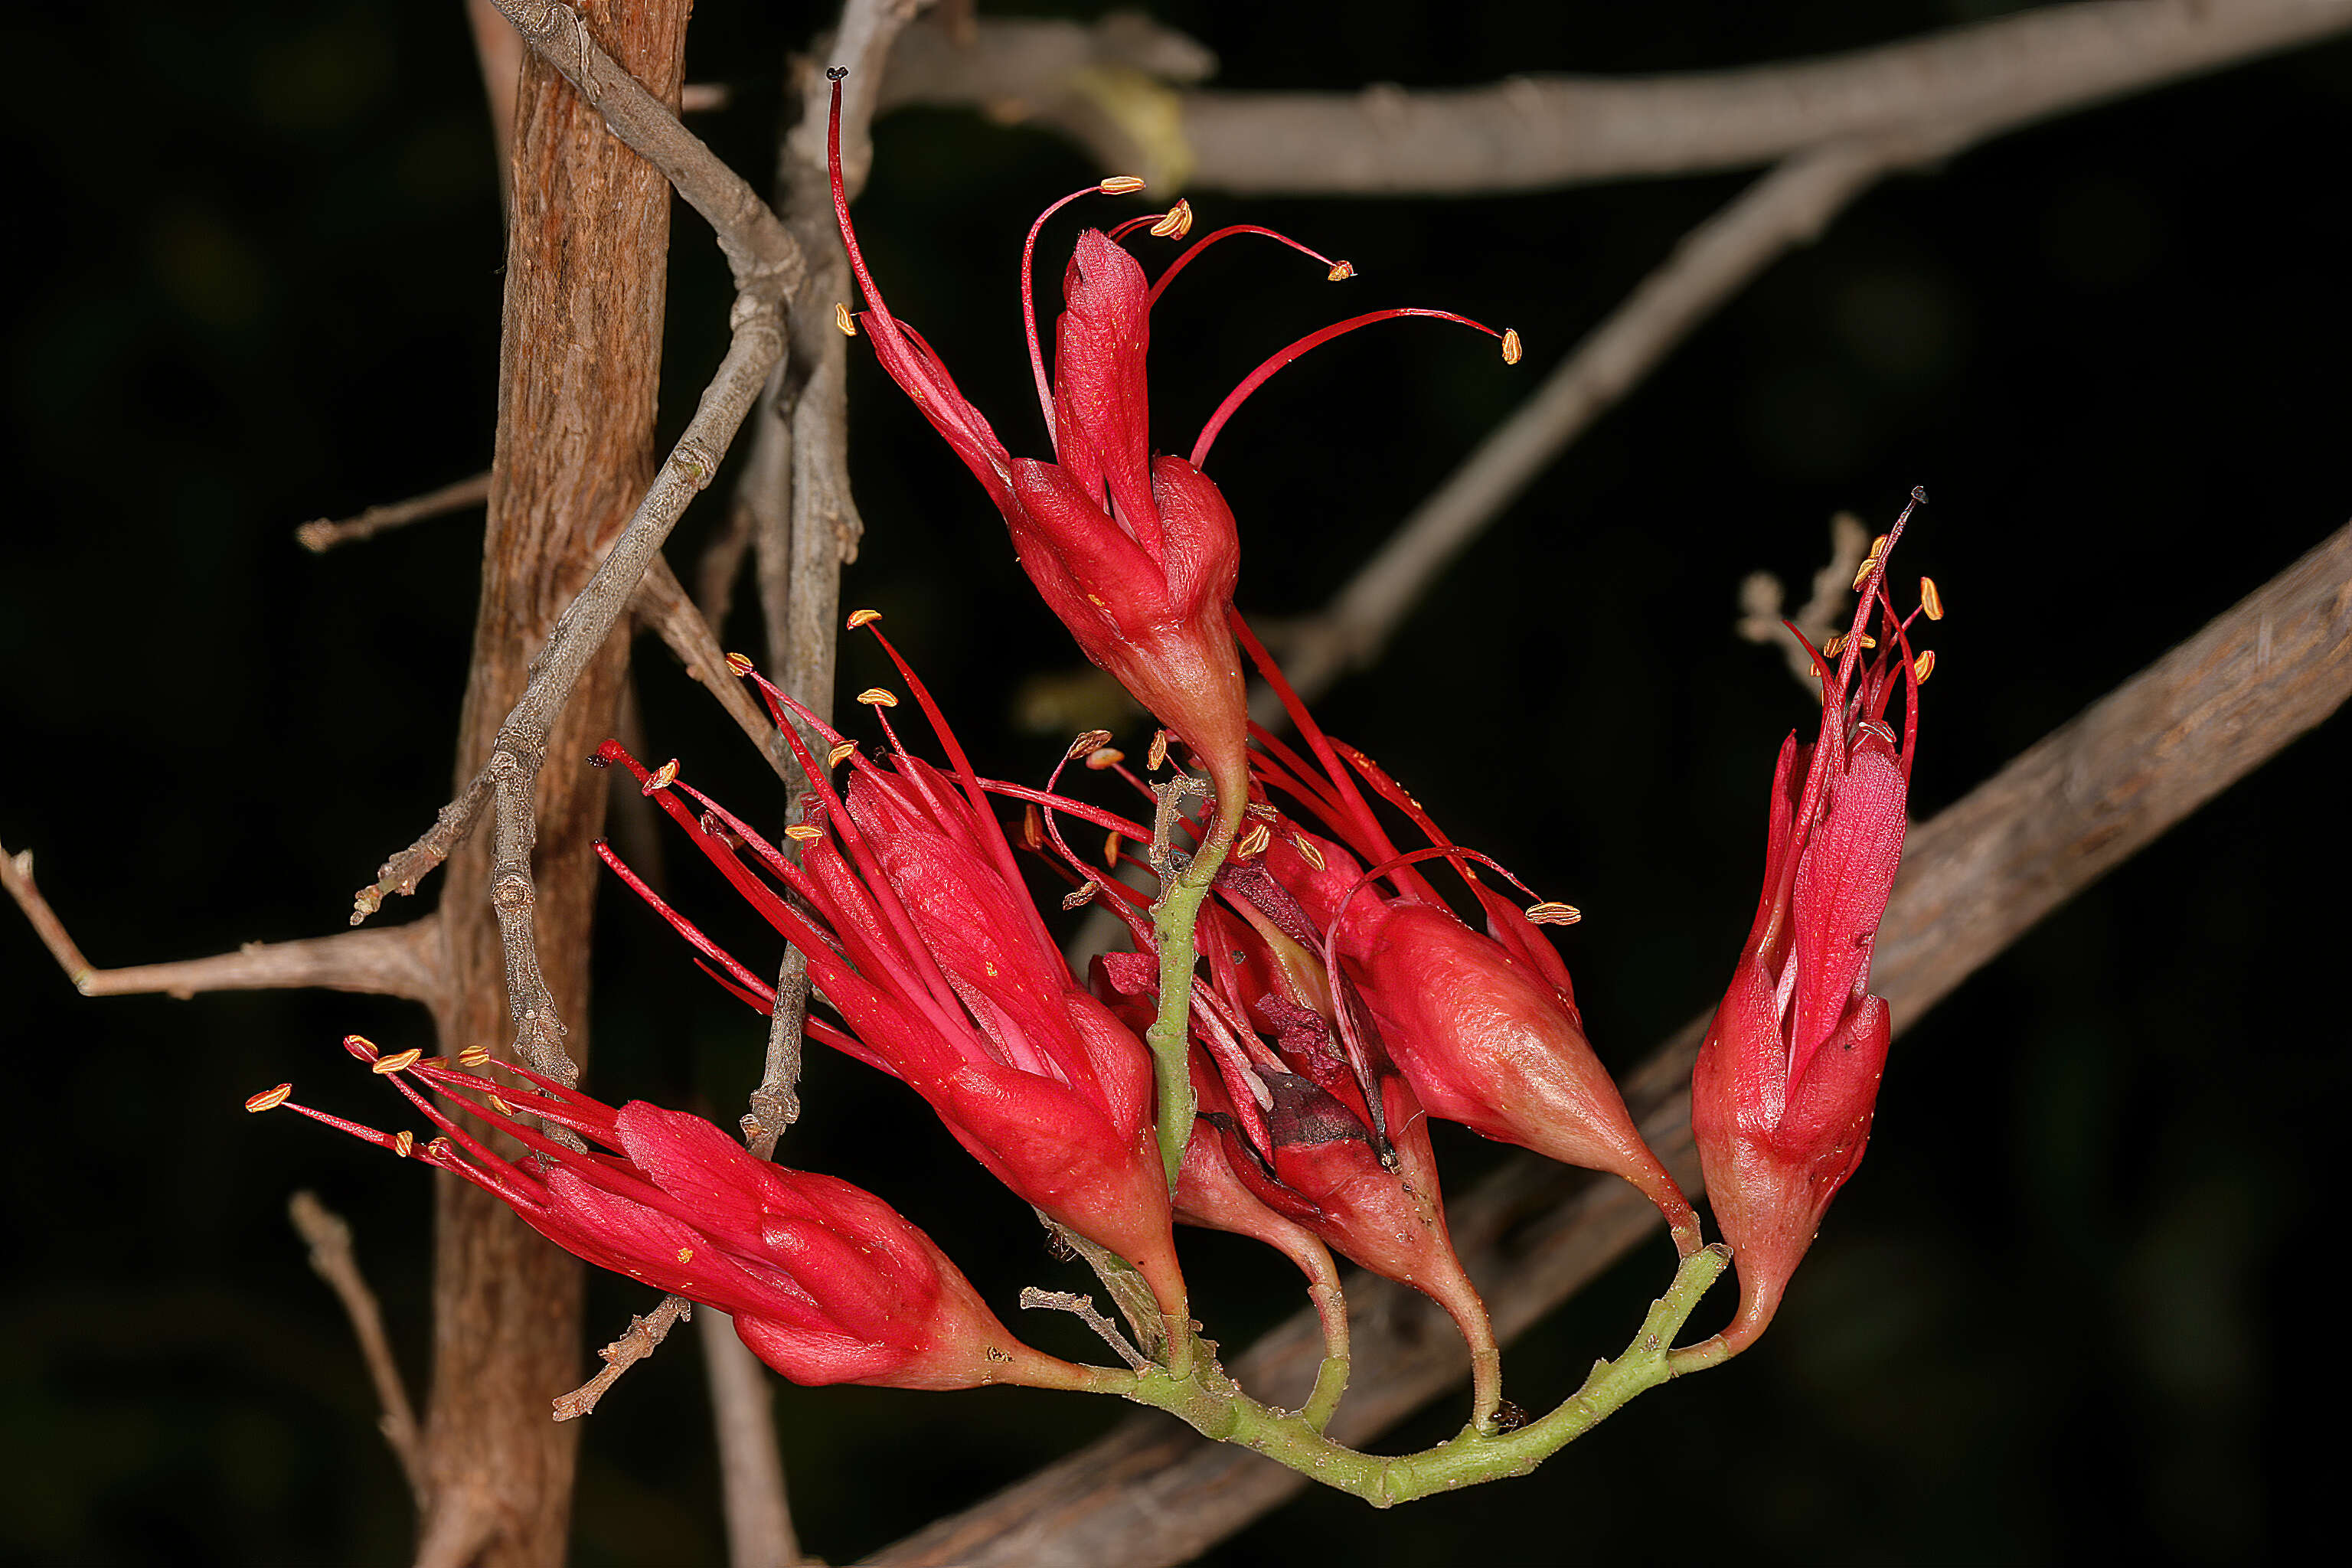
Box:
(1824, 633, 1847, 658)
(827, 740, 858, 769)
(645, 759, 681, 794)
(394, 1130, 415, 1158)
(858, 688, 899, 709)
(1327, 260, 1355, 282)
(457, 1044, 492, 1068)
(1148, 730, 1171, 770)
(1098, 175, 1148, 195)
(1102, 831, 1122, 870)
(488, 1093, 517, 1116)
(1149, 200, 1193, 239)
(1060, 884, 1098, 911)
(244, 1083, 293, 1113)
(785, 824, 825, 843)
(1854, 633, 1877, 650)
(835, 302, 857, 337)
(1913, 649, 1938, 682)
(847, 609, 882, 629)
(372, 1047, 424, 1076)
(1065, 729, 1116, 761)
(1293, 836, 1327, 871)
(1920, 576, 1945, 621)
(1524, 900, 1582, 926)
(343, 1034, 380, 1062)
(1236, 822, 1272, 858)
(725, 652, 756, 677)
(1500, 328, 1523, 365)
(1084, 746, 1125, 770)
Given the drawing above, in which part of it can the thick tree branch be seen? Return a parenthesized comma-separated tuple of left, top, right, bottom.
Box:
(289, 1191, 426, 1502)
(873, 519, 2352, 1566)
(901, 0, 2352, 195)
(488, 0, 802, 292)
(295, 471, 491, 554)
(1, 843, 443, 1004)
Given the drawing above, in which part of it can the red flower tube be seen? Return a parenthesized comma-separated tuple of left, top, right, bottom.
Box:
(822, 71, 1513, 845)
(1692, 491, 1935, 1354)
(247, 1044, 1103, 1393)
(591, 629, 1187, 1350)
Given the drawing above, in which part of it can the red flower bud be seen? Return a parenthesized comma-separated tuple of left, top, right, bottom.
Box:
(260, 1057, 1088, 1392)
(1693, 494, 1931, 1353)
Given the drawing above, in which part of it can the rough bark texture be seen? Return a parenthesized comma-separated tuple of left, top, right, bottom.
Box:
(869, 519, 2352, 1567)
(419, 5, 691, 1564)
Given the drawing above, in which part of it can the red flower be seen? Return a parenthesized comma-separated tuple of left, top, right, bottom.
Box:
(822, 74, 1512, 832)
(592, 629, 1185, 1341)
(250, 1043, 1096, 1392)
(1232, 616, 1702, 1254)
(1089, 900, 1504, 1430)
(1692, 492, 1933, 1353)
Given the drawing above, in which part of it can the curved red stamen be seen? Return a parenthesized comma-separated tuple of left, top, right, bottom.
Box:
(1147, 224, 1348, 309)
(1191, 309, 1504, 468)
(595, 840, 777, 1008)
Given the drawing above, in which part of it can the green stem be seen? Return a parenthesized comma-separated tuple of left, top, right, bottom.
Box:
(1120, 1245, 1731, 1504)
(1143, 786, 1243, 1192)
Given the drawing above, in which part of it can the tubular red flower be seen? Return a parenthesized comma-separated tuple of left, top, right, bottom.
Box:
(1692, 492, 1931, 1354)
(1092, 919, 1504, 1430)
(592, 632, 1187, 1339)
(257, 1047, 1090, 1393)
(1231, 612, 1703, 1255)
(823, 77, 1510, 835)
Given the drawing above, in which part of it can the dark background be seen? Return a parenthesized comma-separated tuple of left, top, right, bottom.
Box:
(4, 2, 2347, 1563)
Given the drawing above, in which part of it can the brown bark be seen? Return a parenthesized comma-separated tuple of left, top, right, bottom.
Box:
(417, 5, 691, 1565)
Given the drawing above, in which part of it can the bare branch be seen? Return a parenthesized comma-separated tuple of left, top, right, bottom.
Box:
(699, 1310, 802, 1568)
(289, 1191, 424, 1501)
(295, 471, 491, 554)
(973, 0, 2351, 195)
(552, 1296, 692, 1421)
(1265, 139, 1903, 713)
(874, 519, 2352, 1566)
(2, 841, 444, 1004)
(632, 553, 795, 785)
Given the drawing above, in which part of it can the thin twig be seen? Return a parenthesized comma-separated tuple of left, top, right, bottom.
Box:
(872, 519, 2352, 1566)
(632, 552, 795, 785)
(923, 0, 2352, 195)
(1263, 139, 1904, 717)
(552, 1296, 693, 1421)
(699, 1310, 801, 1568)
(1020, 1288, 1151, 1373)
(288, 1191, 425, 1501)
(295, 472, 492, 554)
(1, 843, 444, 1004)
(1736, 511, 1873, 689)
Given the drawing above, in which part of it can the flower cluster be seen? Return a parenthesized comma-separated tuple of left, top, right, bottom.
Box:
(247, 74, 1938, 1443)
